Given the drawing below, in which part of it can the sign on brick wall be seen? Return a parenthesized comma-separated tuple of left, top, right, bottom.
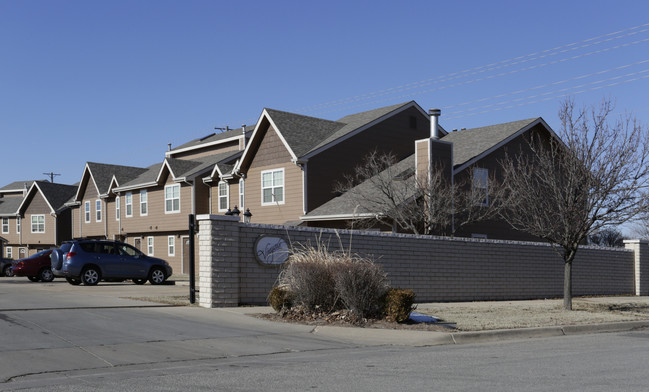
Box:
(254, 235, 289, 266)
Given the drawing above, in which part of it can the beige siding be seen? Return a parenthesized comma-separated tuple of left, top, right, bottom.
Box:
(21, 192, 56, 247)
(1, 216, 21, 245)
(415, 139, 429, 184)
(78, 179, 106, 238)
(243, 125, 304, 224)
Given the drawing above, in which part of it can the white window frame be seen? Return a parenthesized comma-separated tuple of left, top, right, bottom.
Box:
(473, 167, 489, 207)
(115, 196, 120, 220)
(147, 236, 154, 256)
(140, 190, 148, 216)
(31, 215, 45, 233)
(239, 178, 245, 210)
(125, 192, 133, 217)
(1, 218, 8, 234)
(6, 247, 12, 259)
(95, 199, 102, 222)
(16, 217, 20, 234)
(261, 168, 285, 206)
(217, 181, 229, 212)
(168, 236, 175, 257)
(165, 184, 180, 213)
(84, 201, 91, 223)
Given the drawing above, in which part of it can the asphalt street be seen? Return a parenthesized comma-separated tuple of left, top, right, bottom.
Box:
(2, 277, 649, 391)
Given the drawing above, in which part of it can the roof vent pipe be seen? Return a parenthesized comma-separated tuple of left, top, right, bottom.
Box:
(429, 109, 441, 139)
(241, 124, 247, 150)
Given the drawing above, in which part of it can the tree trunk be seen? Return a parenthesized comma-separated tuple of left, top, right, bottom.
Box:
(563, 261, 572, 310)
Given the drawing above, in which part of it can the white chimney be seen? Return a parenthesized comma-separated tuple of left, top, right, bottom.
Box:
(429, 109, 441, 139)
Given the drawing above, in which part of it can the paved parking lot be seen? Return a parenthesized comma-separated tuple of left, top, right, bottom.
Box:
(0, 276, 191, 310)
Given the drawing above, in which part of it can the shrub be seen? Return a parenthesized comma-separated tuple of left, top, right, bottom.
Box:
(382, 288, 416, 323)
(267, 285, 293, 312)
(334, 259, 388, 319)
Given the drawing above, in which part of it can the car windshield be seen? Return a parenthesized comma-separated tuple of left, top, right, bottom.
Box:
(117, 243, 143, 257)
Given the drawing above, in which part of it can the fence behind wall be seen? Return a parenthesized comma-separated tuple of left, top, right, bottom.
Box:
(197, 215, 647, 307)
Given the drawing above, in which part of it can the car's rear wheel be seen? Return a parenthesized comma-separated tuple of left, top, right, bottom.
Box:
(81, 267, 100, 286)
(133, 278, 146, 285)
(66, 277, 81, 285)
(148, 268, 166, 285)
(27, 276, 39, 282)
(38, 268, 54, 282)
(3, 265, 13, 277)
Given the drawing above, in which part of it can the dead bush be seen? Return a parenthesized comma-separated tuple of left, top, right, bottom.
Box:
(382, 288, 416, 323)
(333, 259, 388, 319)
(267, 285, 293, 312)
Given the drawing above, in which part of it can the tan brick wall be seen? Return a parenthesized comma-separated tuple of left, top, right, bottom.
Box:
(198, 217, 637, 306)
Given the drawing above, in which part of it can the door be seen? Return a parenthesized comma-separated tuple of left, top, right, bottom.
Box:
(182, 237, 190, 274)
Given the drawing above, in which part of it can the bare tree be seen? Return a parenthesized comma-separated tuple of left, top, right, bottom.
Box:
(588, 228, 626, 248)
(336, 151, 501, 236)
(499, 98, 649, 310)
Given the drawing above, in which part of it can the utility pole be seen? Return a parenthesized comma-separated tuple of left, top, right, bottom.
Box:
(43, 172, 61, 183)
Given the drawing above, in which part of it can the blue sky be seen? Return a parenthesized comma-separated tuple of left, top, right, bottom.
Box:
(1, 0, 648, 186)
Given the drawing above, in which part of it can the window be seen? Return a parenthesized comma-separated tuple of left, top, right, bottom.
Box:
(1, 218, 8, 234)
(95, 200, 102, 222)
(473, 168, 489, 206)
(16, 217, 20, 234)
(6, 247, 12, 259)
(147, 236, 154, 256)
(125, 193, 133, 217)
(165, 184, 180, 213)
(218, 181, 229, 212)
(261, 169, 284, 205)
(239, 179, 245, 209)
(84, 201, 91, 223)
(31, 215, 45, 233)
(115, 196, 120, 220)
(140, 190, 148, 216)
(168, 236, 175, 257)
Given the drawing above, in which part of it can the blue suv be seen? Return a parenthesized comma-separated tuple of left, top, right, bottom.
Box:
(51, 239, 172, 286)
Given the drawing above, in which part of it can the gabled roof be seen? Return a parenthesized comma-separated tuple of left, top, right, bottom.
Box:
(19, 181, 78, 214)
(166, 125, 254, 158)
(74, 162, 149, 201)
(0, 196, 23, 216)
(237, 101, 432, 172)
(441, 117, 547, 172)
(0, 180, 35, 193)
(114, 163, 163, 191)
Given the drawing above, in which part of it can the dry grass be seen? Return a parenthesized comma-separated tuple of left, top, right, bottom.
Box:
(416, 298, 649, 331)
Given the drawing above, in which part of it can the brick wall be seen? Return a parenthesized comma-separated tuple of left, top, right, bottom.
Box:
(197, 215, 640, 307)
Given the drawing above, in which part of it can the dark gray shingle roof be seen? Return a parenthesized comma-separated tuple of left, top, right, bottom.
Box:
(0, 197, 23, 215)
(34, 181, 79, 211)
(0, 180, 35, 193)
(86, 162, 149, 195)
(170, 125, 253, 152)
(441, 118, 539, 167)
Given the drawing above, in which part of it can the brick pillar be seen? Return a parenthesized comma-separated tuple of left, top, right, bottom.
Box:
(624, 239, 649, 296)
(196, 214, 241, 307)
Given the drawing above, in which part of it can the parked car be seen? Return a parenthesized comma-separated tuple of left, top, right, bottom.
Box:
(55, 239, 172, 286)
(1, 257, 14, 277)
(12, 250, 54, 282)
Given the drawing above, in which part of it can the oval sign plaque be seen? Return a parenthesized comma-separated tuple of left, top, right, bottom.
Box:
(254, 235, 289, 266)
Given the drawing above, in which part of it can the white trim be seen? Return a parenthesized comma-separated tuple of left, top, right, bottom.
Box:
(164, 184, 181, 214)
(17, 182, 56, 215)
(168, 235, 175, 257)
(114, 181, 158, 192)
(84, 201, 91, 223)
(6, 246, 12, 259)
(261, 168, 285, 206)
(115, 196, 120, 221)
(125, 192, 133, 217)
(239, 178, 245, 210)
(165, 134, 244, 158)
(139, 190, 148, 216)
(1, 217, 8, 234)
(147, 236, 154, 256)
(30, 214, 45, 233)
(95, 199, 102, 222)
(217, 181, 229, 212)
(16, 217, 20, 234)
(300, 212, 379, 221)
